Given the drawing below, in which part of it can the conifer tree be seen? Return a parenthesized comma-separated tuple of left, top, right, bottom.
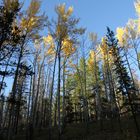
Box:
(106, 27, 140, 134)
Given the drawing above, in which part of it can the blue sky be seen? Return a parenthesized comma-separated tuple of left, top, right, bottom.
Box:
(22, 0, 136, 37)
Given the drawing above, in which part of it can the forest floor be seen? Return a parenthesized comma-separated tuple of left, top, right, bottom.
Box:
(13, 117, 140, 140)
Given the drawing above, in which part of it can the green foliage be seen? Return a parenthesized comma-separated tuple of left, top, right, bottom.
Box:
(106, 27, 134, 96)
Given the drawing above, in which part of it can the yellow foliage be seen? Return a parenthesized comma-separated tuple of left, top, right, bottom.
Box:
(57, 3, 68, 21)
(43, 34, 54, 45)
(46, 44, 55, 55)
(127, 19, 137, 39)
(87, 60, 92, 69)
(62, 14, 68, 22)
(62, 38, 71, 47)
(67, 6, 73, 16)
(55, 4, 73, 38)
(56, 24, 67, 38)
(56, 4, 73, 22)
(56, 24, 61, 37)
(87, 50, 95, 69)
(20, 18, 27, 28)
(137, 19, 140, 34)
(28, 17, 36, 27)
(135, 1, 140, 16)
(89, 50, 95, 59)
(124, 26, 129, 40)
(116, 27, 130, 46)
(100, 38, 108, 55)
(57, 3, 65, 16)
(20, 17, 37, 31)
(62, 37, 75, 56)
(116, 27, 125, 45)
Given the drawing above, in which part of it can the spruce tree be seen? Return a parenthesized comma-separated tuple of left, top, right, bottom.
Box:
(106, 27, 140, 134)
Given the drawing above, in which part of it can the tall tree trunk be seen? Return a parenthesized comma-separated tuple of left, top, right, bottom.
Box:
(32, 57, 45, 128)
(39, 67, 48, 130)
(26, 75, 32, 140)
(7, 40, 25, 140)
(54, 96, 57, 127)
(0, 95, 4, 129)
(48, 46, 58, 140)
(62, 59, 66, 131)
(57, 46, 61, 139)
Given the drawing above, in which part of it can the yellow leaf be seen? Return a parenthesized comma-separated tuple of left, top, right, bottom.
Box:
(20, 18, 27, 28)
(100, 38, 108, 55)
(56, 24, 61, 37)
(87, 50, 95, 69)
(46, 44, 55, 55)
(62, 37, 74, 56)
(135, 1, 140, 16)
(116, 27, 129, 46)
(116, 27, 125, 44)
(127, 19, 137, 39)
(57, 3, 65, 15)
(29, 17, 36, 27)
(20, 17, 37, 31)
(62, 14, 68, 22)
(137, 19, 140, 34)
(89, 50, 95, 59)
(43, 35, 54, 45)
(56, 4, 73, 22)
(67, 6, 73, 16)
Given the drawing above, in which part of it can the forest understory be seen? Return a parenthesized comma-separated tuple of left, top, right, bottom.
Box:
(3, 118, 140, 140)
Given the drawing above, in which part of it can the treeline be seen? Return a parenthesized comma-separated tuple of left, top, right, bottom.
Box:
(0, 0, 140, 140)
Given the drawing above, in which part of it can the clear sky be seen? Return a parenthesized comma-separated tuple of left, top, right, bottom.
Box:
(38, 0, 136, 37)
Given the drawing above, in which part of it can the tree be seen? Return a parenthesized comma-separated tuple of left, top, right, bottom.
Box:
(48, 3, 85, 139)
(106, 27, 140, 134)
(0, 0, 21, 95)
(88, 33, 102, 121)
(6, 0, 46, 139)
(0, 0, 20, 60)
